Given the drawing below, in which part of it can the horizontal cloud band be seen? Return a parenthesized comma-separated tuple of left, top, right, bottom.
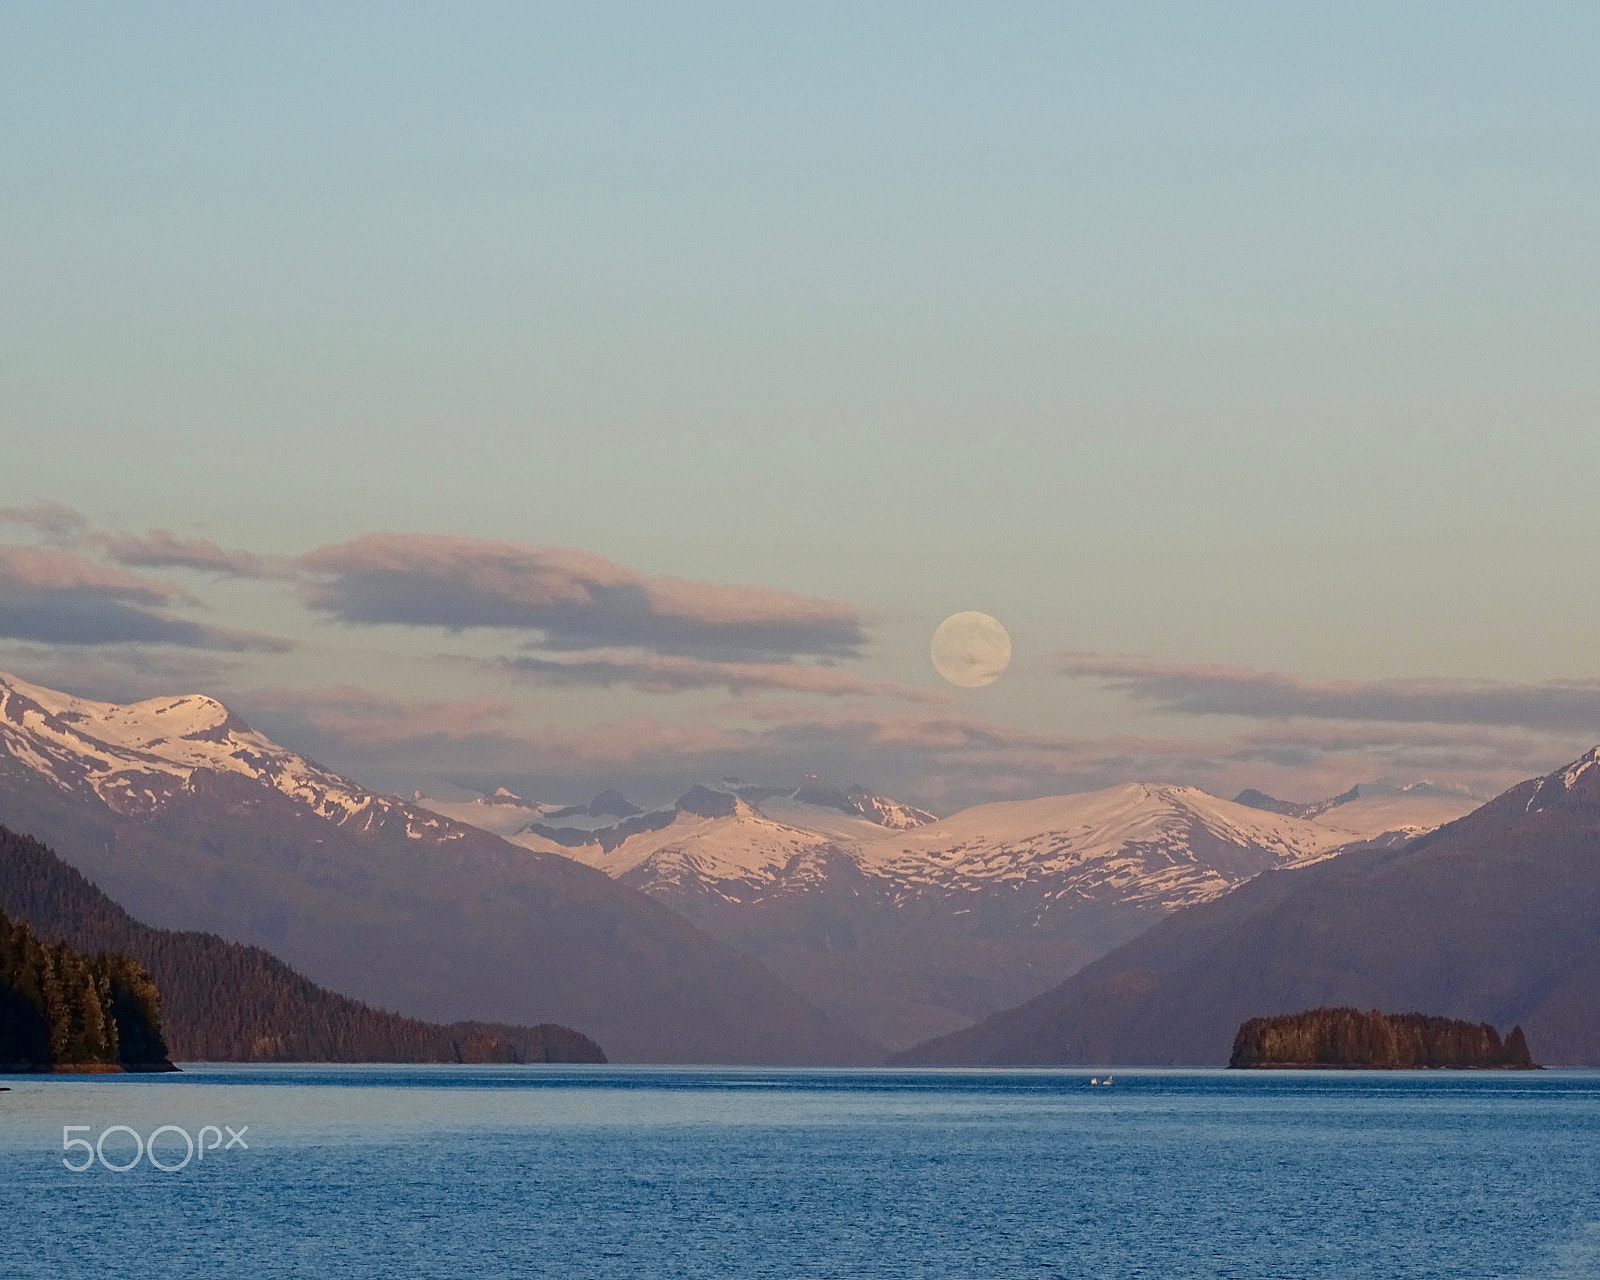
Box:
(498, 653, 939, 702)
(299, 533, 866, 661)
(1056, 652, 1600, 733)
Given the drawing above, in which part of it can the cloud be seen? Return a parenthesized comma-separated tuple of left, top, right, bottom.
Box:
(1054, 652, 1600, 734)
(0, 502, 90, 543)
(0, 546, 291, 651)
(495, 652, 941, 702)
(99, 529, 290, 579)
(297, 533, 866, 660)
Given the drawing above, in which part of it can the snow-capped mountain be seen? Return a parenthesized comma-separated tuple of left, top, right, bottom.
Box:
(858, 780, 1481, 909)
(0, 671, 879, 1064)
(1526, 744, 1600, 811)
(438, 776, 1470, 916)
(894, 744, 1600, 1068)
(857, 783, 1348, 910)
(0, 671, 448, 837)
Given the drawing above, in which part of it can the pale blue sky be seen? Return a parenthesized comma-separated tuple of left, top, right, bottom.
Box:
(2, 4, 1598, 805)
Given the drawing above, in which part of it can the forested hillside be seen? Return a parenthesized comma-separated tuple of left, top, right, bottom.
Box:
(0, 825, 604, 1064)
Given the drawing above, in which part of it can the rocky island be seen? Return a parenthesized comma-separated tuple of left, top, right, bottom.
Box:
(1230, 1007, 1537, 1069)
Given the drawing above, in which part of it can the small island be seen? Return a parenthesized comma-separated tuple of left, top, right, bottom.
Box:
(2, 908, 176, 1073)
(1230, 1007, 1537, 1070)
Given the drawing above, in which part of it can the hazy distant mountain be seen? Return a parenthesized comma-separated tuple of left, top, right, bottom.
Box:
(0, 672, 879, 1064)
(1233, 781, 1477, 834)
(424, 777, 1472, 1049)
(892, 747, 1600, 1067)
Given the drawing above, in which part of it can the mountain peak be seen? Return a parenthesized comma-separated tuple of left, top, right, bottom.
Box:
(1562, 745, 1600, 786)
(1524, 745, 1600, 812)
(786, 776, 935, 829)
(0, 669, 383, 826)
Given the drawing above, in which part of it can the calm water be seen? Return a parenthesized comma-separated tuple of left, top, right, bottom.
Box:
(3, 1065, 1598, 1279)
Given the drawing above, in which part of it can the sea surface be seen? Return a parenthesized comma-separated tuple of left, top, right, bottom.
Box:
(2, 1065, 1598, 1279)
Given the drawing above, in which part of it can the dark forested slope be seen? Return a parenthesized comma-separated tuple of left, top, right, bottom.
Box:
(0, 825, 604, 1063)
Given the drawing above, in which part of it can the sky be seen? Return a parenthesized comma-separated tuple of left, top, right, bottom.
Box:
(2, 3, 1598, 809)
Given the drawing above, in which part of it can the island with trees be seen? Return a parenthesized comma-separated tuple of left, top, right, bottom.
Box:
(1230, 1007, 1537, 1069)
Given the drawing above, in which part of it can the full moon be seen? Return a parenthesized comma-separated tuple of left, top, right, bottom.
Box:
(930, 612, 1012, 688)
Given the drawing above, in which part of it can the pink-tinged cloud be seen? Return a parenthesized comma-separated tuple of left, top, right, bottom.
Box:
(498, 653, 942, 702)
(100, 529, 290, 579)
(0, 546, 291, 651)
(297, 533, 866, 660)
(1054, 651, 1600, 733)
(0, 546, 178, 603)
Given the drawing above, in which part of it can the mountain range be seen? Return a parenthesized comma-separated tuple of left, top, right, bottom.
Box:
(0, 671, 876, 1063)
(893, 746, 1600, 1067)
(421, 771, 1476, 1048)
(0, 668, 1503, 1063)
